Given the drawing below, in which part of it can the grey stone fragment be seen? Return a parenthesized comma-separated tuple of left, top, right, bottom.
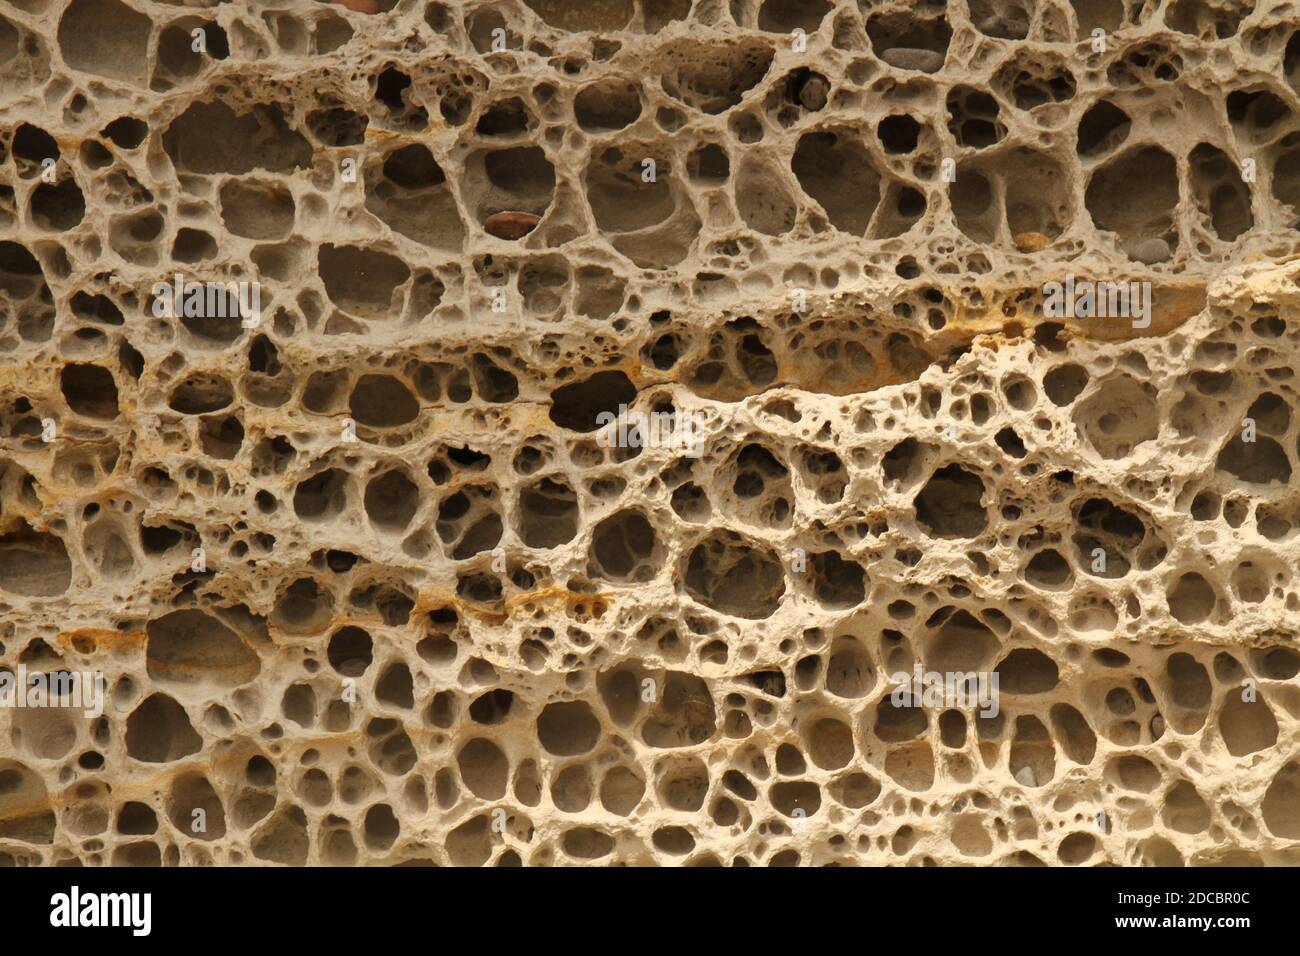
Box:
(799, 75, 829, 111)
(880, 47, 945, 72)
(977, 14, 1028, 38)
(1129, 237, 1172, 264)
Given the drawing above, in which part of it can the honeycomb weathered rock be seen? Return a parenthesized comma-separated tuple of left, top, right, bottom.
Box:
(2, 0, 1300, 866)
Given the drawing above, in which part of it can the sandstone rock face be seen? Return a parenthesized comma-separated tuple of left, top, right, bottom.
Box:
(1, 0, 1299, 867)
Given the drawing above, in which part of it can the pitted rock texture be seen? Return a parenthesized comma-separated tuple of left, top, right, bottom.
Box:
(2, 0, 1300, 867)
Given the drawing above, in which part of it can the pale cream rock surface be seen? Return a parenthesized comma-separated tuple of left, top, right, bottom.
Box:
(0, 0, 1299, 866)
